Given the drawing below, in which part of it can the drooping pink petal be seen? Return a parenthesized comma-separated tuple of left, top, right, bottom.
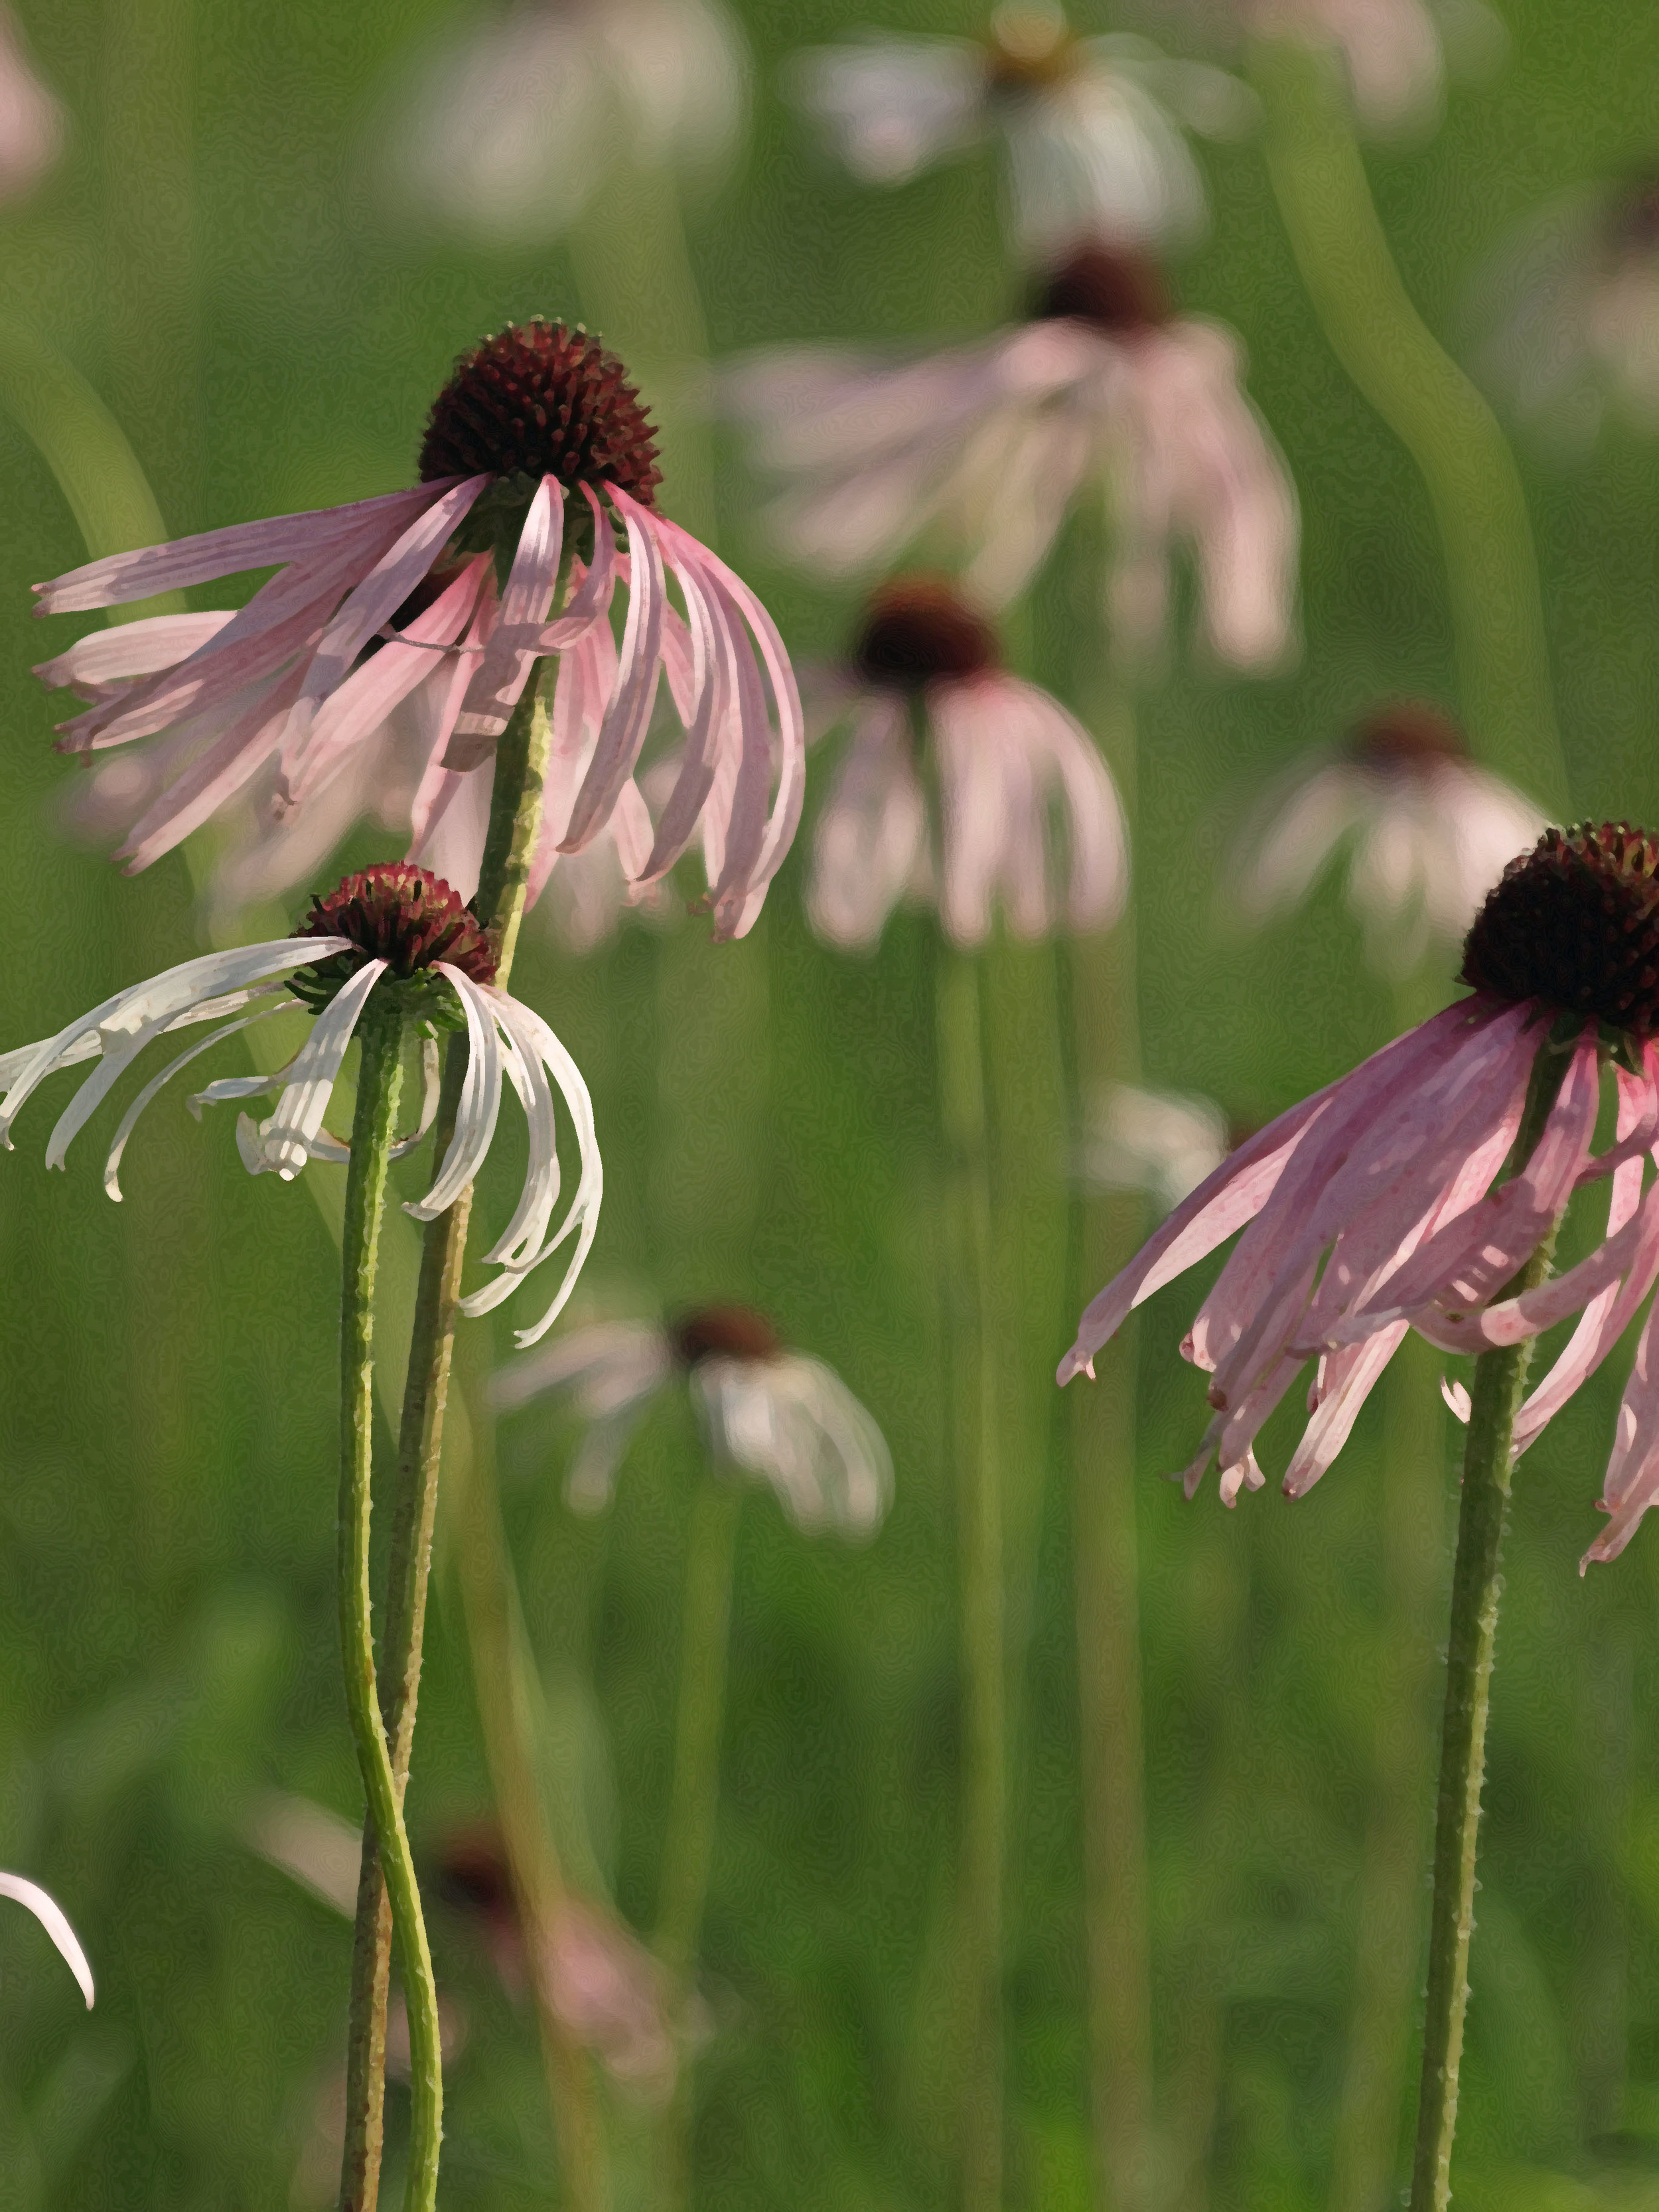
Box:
(443, 475, 567, 773)
(1281, 1321, 1409, 1499)
(1583, 1302, 1659, 1568)
(32, 483, 449, 613)
(557, 486, 665, 853)
(35, 611, 236, 696)
(117, 660, 315, 873)
(806, 694, 925, 952)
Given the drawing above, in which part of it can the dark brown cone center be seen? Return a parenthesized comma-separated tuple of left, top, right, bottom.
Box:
(1344, 700, 1469, 774)
(295, 863, 497, 986)
(853, 578, 998, 692)
(1033, 244, 1169, 336)
(419, 321, 662, 504)
(1461, 822, 1659, 1036)
(672, 1305, 784, 1366)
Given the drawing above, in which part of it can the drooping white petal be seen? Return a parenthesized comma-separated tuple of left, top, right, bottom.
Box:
(405, 966, 504, 1220)
(0, 1871, 94, 2007)
(255, 959, 388, 1179)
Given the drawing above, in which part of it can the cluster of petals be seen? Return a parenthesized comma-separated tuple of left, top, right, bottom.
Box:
(787, 9, 1251, 256)
(0, 934, 601, 1347)
(35, 471, 803, 941)
(1060, 996, 1659, 1566)
(808, 666, 1127, 950)
(492, 1316, 894, 1535)
(1234, 731, 1546, 976)
(726, 313, 1298, 669)
(375, 0, 748, 245)
(1469, 179, 1659, 454)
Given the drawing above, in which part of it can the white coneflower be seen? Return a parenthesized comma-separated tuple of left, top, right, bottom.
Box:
(0, 864, 601, 1346)
(725, 243, 1298, 670)
(494, 1303, 894, 1534)
(1234, 700, 1546, 976)
(788, 1, 1251, 257)
(1080, 1080, 1228, 1214)
(35, 321, 804, 942)
(805, 577, 1127, 951)
(0, 1872, 94, 2008)
(375, 0, 748, 245)
(1468, 175, 1659, 453)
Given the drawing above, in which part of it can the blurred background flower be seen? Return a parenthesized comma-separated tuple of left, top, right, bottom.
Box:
(370, 0, 750, 245)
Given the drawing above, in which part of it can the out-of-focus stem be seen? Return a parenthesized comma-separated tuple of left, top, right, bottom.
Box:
(451, 1342, 608, 2212)
(1409, 1045, 1569, 2211)
(337, 1011, 444, 2212)
(1250, 37, 1567, 814)
(654, 1473, 743, 2208)
(937, 944, 1004, 2212)
(1328, 1328, 1443, 2212)
(340, 674, 559, 2211)
(569, 163, 717, 544)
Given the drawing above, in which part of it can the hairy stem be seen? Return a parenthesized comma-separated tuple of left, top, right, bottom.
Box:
(1408, 1043, 1571, 2211)
(337, 1011, 443, 2212)
(937, 944, 1004, 2212)
(339, 672, 557, 2211)
(1250, 37, 1567, 812)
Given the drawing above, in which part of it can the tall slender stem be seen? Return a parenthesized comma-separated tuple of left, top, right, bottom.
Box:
(1408, 1043, 1571, 2211)
(339, 672, 559, 2212)
(937, 944, 1004, 2212)
(1250, 37, 1567, 813)
(654, 1473, 743, 2208)
(337, 1010, 443, 2212)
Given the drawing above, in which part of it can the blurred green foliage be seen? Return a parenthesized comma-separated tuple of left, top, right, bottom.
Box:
(3, 1, 1659, 2207)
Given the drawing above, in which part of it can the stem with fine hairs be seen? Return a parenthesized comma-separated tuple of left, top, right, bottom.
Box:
(336, 1007, 444, 2212)
(1408, 1041, 1572, 2211)
(937, 942, 1005, 2212)
(1250, 35, 1567, 815)
(338, 669, 564, 2212)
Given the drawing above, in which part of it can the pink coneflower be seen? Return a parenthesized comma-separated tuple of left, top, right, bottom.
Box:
(0, 865, 602, 1345)
(35, 321, 804, 941)
(805, 577, 1126, 950)
(0, 7, 62, 202)
(787, 2, 1251, 258)
(1468, 175, 1659, 453)
(1234, 701, 1546, 976)
(493, 1301, 894, 1533)
(376, 0, 749, 246)
(1060, 823, 1659, 1564)
(726, 243, 1298, 669)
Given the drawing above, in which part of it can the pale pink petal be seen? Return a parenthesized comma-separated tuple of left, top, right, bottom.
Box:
(1583, 1304, 1659, 1567)
(117, 660, 313, 873)
(443, 476, 567, 773)
(32, 484, 448, 614)
(35, 611, 236, 696)
(559, 486, 665, 851)
(806, 694, 925, 952)
(1281, 1321, 1409, 1499)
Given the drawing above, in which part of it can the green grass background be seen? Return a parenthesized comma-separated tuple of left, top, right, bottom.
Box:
(2, 0, 1659, 2205)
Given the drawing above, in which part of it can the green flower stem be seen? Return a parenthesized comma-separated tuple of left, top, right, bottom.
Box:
(937, 944, 1004, 2212)
(338, 670, 561, 2212)
(337, 1007, 443, 2212)
(654, 1472, 743, 2211)
(1250, 37, 1568, 812)
(451, 1341, 608, 2212)
(1408, 1041, 1573, 2212)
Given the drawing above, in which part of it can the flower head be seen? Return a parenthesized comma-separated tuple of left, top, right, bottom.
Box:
(725, 242, 1299, 669)
(1469, 175, 1659, 453)
(788, 3, 1252, 258)
(493, 1302, 894, 1534)
(0, 864, 601, 1346)
(1234, 701, 1546, 976)
(807, 576, 1127, 950)
(0, 1872, 94, 2008)
(1061, 822, 1659, 1568)
(35, 320, 804, 942)
(375, 0, 748, 244)
(436, 1825, 680, 2102)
